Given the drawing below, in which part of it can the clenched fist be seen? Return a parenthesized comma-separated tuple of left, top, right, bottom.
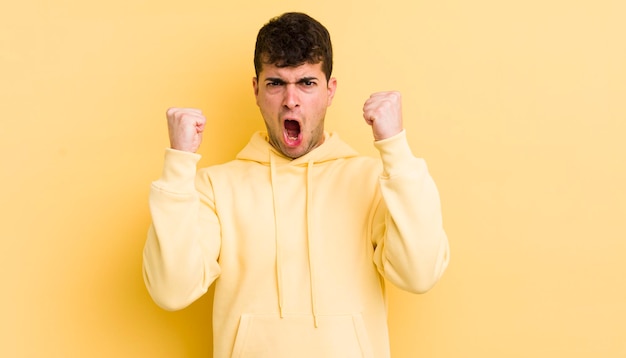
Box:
(166, 108, 206, 153)
(362, 91, 403, 141)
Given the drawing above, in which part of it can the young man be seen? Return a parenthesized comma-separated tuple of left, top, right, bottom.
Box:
(143, 12, 449, 358)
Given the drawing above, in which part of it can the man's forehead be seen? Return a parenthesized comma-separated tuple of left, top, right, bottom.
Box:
(259, 62, 324, 80)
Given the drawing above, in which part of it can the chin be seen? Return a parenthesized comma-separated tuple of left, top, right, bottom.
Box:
(280, 144, 307, 159)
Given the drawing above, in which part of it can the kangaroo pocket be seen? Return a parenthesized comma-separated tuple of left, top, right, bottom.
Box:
(231, 313, 374, 358)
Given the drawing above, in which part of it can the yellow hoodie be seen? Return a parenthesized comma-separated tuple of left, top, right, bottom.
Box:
(143, 130, 449, 357)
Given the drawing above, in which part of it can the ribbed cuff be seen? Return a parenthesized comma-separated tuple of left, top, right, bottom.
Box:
(155, 148, 202, 193)
(373, 130, 416, 177)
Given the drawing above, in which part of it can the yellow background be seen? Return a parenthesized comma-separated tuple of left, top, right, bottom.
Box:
(2, 0, 625, 357)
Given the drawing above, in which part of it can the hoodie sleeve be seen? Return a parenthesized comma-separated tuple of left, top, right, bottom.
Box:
(370, 130, 450, 294)
(142, 148, 221, 311)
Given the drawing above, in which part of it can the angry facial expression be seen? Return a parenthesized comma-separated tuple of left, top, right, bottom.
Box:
(253, 62, 337, 159)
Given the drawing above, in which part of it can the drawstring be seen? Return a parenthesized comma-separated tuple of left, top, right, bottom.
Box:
(306, 160, 319, 327)
(270, 152, 318, 327)
(269, 154, 285, 318)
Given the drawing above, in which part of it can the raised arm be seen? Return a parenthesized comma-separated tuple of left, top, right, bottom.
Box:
(142, 108, 221, 310)
(364, 93, 450, 293)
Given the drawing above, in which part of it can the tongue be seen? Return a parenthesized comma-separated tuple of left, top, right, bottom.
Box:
(285, 120, 300, 139)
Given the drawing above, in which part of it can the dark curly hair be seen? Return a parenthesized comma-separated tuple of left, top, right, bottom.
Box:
(254, 12, 333, 80)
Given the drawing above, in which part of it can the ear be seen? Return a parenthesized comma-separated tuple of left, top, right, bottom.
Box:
(326, 77, 337, 106)
(252, 77, 259, 97)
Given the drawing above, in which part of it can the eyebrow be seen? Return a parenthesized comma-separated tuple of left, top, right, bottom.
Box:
(264, 76, 319, 84)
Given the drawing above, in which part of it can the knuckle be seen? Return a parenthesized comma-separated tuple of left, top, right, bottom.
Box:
(166, 107, 178, 118)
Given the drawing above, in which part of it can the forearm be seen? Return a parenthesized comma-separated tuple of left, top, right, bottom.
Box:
(143, 149, 221, 310)
(372, 131, 450, 293)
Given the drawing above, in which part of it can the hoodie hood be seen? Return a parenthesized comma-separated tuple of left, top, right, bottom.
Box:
(236, 131, 359, 165)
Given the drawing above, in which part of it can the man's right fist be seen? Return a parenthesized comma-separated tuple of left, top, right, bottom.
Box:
(166, 108, 206, 153)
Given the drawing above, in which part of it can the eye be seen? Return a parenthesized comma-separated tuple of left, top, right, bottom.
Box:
(267, 81, 282, 87)
(299, 80, 317, 89)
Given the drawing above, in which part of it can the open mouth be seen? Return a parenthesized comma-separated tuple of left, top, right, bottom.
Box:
(283, 119, 302, 146)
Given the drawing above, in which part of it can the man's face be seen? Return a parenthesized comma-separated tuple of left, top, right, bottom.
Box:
(253, 62, 337, 159)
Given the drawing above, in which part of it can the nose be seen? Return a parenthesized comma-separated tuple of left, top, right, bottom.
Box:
(283, 84, 299, 109)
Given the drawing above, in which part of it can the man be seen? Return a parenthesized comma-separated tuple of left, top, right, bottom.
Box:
(143, 12, 449, 358)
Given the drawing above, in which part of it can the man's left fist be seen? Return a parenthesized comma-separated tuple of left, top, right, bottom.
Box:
(362, 91, 403, 141)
